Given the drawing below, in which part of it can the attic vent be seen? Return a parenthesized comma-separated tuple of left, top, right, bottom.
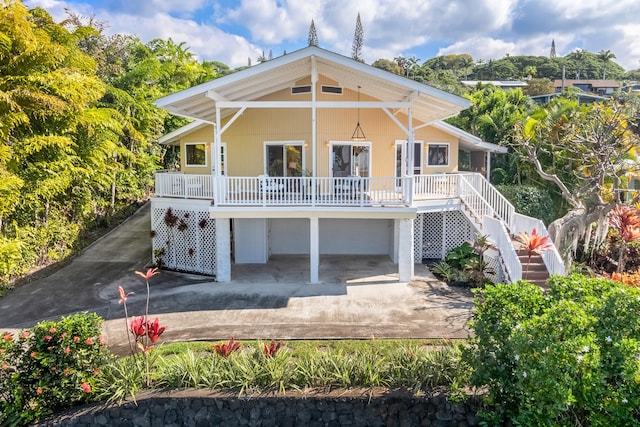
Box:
(321, 85, 343, 94)
(291, 85, 311, 94)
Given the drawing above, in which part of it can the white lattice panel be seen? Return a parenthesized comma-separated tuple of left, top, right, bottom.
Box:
(415, 212, 444, 261)
(151, 205, 217, 276)
(443, 211, 473, 255)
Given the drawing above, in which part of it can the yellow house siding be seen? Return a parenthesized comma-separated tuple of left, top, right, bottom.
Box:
(177, 77, 460, 177)
(180, 126, 214, 174)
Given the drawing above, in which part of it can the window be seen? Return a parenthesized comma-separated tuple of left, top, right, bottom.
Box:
(185, 143, 207, 166)
(395, 141, 424, 176)
(427, 144, 449, 167)
(212, 143, 226, 175)
(331, 142, 370, 177)
(265, 142, 304, 176)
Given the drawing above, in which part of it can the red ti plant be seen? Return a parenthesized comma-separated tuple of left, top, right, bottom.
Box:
(263, 340, 283, 358)
(608, 204, 640, 273)
(213, 338, 242, 357)
(515, 228, 554, 280)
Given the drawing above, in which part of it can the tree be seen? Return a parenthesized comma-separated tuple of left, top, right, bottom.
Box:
(351, 12, 363, 62)
(512, 102, 639, 268)
(598, 49, 616, 80)
(308, 19, 318, 47)
(523, 78, 554, 96)
(371, 58, 402, 75)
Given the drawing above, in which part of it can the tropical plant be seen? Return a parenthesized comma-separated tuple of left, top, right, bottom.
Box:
(607, 204, 640, 273)
(213, 338, 242, 357)
(515, 228, 554, 279)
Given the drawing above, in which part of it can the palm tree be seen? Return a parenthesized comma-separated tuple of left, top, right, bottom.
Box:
(598, 49, 616, 80)
(573, 49, 585, 79)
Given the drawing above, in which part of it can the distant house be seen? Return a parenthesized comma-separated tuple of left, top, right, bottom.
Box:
(151, 46, 563, 285)
(553, 79, 619, 96)
(460, 80, 528, 91)
(530, 92, 608, 105)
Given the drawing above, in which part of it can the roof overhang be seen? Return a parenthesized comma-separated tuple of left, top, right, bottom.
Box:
(155, 46, 470, 125)
(158, 121, 209, 145)
(432, 121, 508, 153)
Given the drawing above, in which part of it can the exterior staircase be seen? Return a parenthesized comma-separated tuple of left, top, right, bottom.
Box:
(516, 249, 550, 287)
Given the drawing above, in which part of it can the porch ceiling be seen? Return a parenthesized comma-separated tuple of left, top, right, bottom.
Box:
(156, 46, 469, 125)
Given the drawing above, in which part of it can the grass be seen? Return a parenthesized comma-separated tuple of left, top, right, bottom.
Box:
(97, 339, 471, 403)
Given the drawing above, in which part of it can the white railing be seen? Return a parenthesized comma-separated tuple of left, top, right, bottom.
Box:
(155, 173, 411, 207)
(413, 174, 458, 199)
(458, 172, 516, 229)
(484, 216, 522, 283)
(457, 175, 494, 224)
(511, 213, 565, 276)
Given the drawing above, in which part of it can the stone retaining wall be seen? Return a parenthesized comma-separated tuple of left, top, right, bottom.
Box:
(39, 389, 481, 427)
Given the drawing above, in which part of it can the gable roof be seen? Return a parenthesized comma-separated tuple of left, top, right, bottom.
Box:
(156, 46, 470, 125)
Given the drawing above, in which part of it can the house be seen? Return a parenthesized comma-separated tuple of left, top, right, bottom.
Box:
(152, 46, 564, 284)
(553, 79, 619, 96)
(460, 80, 528, 91)
(530, 92, 608, 105)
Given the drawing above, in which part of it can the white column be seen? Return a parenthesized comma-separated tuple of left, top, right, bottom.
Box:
(309, 217, 320, 284)
(215, 218, 231, 282)
(486, 152, 492, 182)
(398, 218, 414, 282)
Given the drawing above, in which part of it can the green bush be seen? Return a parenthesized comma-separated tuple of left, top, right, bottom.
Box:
(468, 275, 640, 425)
(495, 184, 556, 225)
(0, 313, 111, 425)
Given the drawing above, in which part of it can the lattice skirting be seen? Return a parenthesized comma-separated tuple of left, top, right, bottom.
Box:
(414, 210, 474, 262)
(151, 203, 217, 276)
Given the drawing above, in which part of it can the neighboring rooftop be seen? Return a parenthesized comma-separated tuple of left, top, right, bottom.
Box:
(553, 79, 619, 96)
(460, 80, 528, 90)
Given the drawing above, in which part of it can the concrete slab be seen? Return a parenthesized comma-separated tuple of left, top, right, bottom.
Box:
(0, 204, 474, 356)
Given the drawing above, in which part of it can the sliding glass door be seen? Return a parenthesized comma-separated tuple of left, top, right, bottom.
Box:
(265, 142, 303, 177)
(330, 143, 370, 177)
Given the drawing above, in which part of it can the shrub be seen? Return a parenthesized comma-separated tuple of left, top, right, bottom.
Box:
(495, 184, 555, 225)
(0, 313, 110, 425)
(468, 275, 640, 425)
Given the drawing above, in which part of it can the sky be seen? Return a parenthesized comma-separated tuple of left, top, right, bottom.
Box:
(25, 0, 640, 71)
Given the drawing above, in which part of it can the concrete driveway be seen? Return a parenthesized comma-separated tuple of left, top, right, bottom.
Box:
(0, 203, 474, 354)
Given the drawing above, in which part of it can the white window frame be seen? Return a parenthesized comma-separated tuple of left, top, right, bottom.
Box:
(395, 140, 424, 176)
(427, 143, 450, 167)
(184, 142, 208, 167)
(264, 141, 305, 176)
(329, 141, 372, 177)
(211, 142, 226, 175)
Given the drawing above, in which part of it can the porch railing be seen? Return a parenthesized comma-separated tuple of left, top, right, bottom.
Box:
(155, 173, 412, 207)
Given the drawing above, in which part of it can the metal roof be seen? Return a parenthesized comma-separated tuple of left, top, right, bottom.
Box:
(155, 46, 470, 125)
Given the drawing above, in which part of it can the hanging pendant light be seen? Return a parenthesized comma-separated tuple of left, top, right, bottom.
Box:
(351, 85, 366, 141)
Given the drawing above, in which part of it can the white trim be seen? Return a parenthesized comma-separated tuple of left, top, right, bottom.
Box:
(184, 142, 208, 167)
(395, 140, 424, 176)
(431, 121, 508, 153)
(211, 142, 227, 176)
(264, 140, 305, 176)
(158, 121, 207, 145)
(427, 143, 450, 167)
(215, 101, 410, 109)
(329, 140, 372, 178)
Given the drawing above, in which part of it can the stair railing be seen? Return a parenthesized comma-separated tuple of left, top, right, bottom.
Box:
(511, 213, 565, 276)
(458, 172, 516, 230)
(483, 216, 522, 283)
(457, 175, 495, 228)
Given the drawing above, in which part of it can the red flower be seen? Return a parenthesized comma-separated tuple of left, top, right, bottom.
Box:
(44, 335, 52, 341)
(64, 347, 70, 354)
(515, 228, 554, 256)
(146, 318, 166, 343)
(60, 333, 67, 339)
(49, 327, 56, 333)
(81, 382, 91, 393)
(263, 340, 283, 358)
(51, 367, 56, 371)
(118, 286, 134, 304)
(98, 335, 105, 345)
(93, 369, 100, 375)
(129, 316, 146, 338)
(73, 336, 80, 343)
(3, 333, 11, 341)
(36, 387, 43, 395)
(22, 331, 29, 339)
(1, 364, 8, 370)
(135, 268, 159, 282)
(30, 352, 37, 358)
(85, 338, 93, 345)
(213, 338, 242, 357)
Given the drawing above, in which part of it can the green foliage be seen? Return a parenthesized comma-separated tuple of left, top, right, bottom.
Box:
(444, 242, 478, 270)
(496, 184, 557, 224)
(0, 313, 111, 425)
(430, 260, 456, 283)
(468, 275, 640, 425)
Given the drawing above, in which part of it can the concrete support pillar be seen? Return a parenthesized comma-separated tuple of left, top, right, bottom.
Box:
(309, 217, 320, 284)
(215, 218, 231, 282)
(398, 218, 414, 282)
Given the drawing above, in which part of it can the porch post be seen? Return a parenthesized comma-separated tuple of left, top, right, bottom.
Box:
(215, 218, 231, 282)
(486, 152, 491, 181)
(309, 217, 320, 284)
(311, 56, 317, 204)
(398, 218, 414, 282)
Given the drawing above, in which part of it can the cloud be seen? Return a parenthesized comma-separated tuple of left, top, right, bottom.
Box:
(24, 0, 640, 70)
